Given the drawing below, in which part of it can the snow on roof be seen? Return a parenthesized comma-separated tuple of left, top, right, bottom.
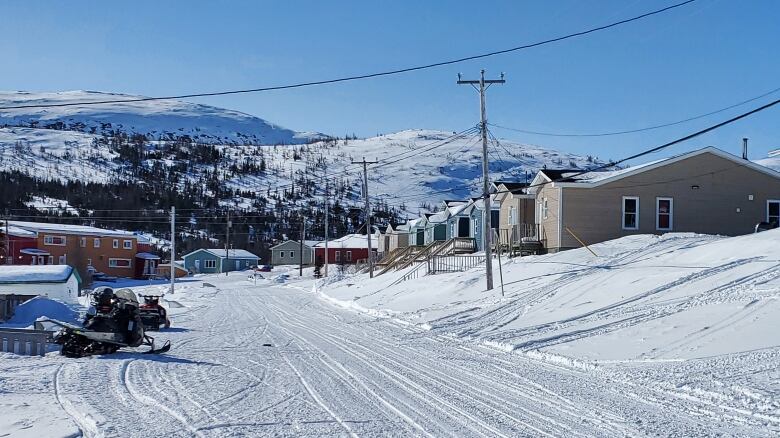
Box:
(428, 210, 449, 223)
(0, 265, 74, 284)
(314, 234, 374, 249)
(270, 240, 321, 249)
(20, 248, 50, 255)
(3, 225, 37, 238)
(200, 249, 259, 259)
(135, 252, 160, 260)
(448, 202, 471, 216)
(407, 217, 427, 228)
(553, 159, 666, 183)
(8, 220, 135, 237)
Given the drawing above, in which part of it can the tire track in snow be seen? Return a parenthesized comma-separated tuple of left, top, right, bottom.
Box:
(54, 363, 101, 438)
(120, 359, 206, 438)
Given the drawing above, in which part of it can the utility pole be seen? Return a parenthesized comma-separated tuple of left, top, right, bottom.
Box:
(352, 157, 378, 278)
(324, 182, 329, 277)
(458, 69, 505, 291)
(299, 220, 305, 277)
(170, 207, 175, 294)
(225, 210, 231, 276)
(3, 210, 10, 265)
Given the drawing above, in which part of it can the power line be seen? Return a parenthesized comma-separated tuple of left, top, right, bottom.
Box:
(489, 85, 780, 138)
(0, 0, 697, 111)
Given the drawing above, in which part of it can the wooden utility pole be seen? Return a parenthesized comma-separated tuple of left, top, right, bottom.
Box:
(170, 206, 175, 294)
(3, 210, 10, 265)
(225, 210, 231, 276)
(324, 182, 330, 277)
(458, 69, 505, 291)
(352, 157, 378, 278)
(299, 220, 305, 277)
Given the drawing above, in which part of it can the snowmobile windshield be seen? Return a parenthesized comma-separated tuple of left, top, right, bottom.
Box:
(114, 288, 139, 305)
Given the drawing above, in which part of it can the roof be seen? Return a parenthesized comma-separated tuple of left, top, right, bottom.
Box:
(20, 248, 50, 255)
(185, 248, 260, 259)
(0, 265, 75, 284)
(536, 147, 780, 189)
(270, 240, 319, 250)
(8, 220, 135, 237)
(428, 210, 449, 223)
(2, 225, 37, 238)
(135, 252, 160, 260)
(407, 217, 427, 228)
(495, 181, 530, 194)
(314, 234, 374, 249)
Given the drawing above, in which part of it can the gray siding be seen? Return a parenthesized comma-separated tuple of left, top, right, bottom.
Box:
(270, 241, 313, 266)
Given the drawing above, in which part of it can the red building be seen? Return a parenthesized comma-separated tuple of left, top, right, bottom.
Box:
(0, 225, 41, 265)
(313, 234, 377, 265)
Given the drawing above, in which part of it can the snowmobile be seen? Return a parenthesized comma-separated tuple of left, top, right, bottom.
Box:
(36, 287, 171, 358)
(138, 294, 171, 331)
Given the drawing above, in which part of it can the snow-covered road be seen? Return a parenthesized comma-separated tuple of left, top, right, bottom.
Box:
(5, 274, 764, 437)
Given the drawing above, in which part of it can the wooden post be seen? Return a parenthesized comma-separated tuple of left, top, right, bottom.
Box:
(565, 226, 598, 257)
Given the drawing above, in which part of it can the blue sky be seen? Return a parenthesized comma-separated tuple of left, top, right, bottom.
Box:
(1, 0, 779, 162)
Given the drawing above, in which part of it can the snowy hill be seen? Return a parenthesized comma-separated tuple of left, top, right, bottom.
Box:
(0, 90, 324, 145)
(0, 126, 602, 214)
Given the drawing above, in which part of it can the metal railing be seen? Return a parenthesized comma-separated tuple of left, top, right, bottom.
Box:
(0, 328, 50, 356)
(499, 223, 540, 247)
(428, 254, 486, 274)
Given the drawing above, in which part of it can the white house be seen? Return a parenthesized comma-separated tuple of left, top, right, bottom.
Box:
(0, 265, 81, 303)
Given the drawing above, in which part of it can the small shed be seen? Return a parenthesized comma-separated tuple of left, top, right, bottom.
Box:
(183, 249, 260, 274)
(0, 265, 81, 303)
(269, 240, 317, 266)
(157, 260, 188, 278)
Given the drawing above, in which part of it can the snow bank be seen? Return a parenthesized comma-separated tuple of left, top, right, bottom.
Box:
(320, 230, 780, 362)
(4, 296, 79, 328)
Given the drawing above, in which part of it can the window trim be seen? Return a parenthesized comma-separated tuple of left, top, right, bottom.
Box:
(80, 237, 87, 248)
(542, 198, 549, 220)
(768, 199, 780, 224)
(204, 259, 217, 269)
(108, 258, 132, 268)
(43, 235, 66, 246)
(290, 251, 295, 259)
(335, 251, 341, 262)
(123, 240, 132, 249)
(280, 251, 285, 258)
(655, 197, 674, 231)
(94, 238, 101, 248)
(346, 251, 352, 261)
(622, 196, 640, 231)
(112, 239, 119, 249)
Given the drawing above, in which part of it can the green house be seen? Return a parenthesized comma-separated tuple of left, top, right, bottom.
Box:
(182, 249, 260, 274)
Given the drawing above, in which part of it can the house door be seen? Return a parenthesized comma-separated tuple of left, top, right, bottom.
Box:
(458, 218, 470, 237)
(416, 230, 424, 246)
(235, 260, 241, 271)
(195, 259, 201, 272)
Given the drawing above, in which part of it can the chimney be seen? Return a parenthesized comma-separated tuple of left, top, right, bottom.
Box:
(742, 138, 749, 160)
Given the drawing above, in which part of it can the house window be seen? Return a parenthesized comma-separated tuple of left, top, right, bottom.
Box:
(622, 196, 639, 230)
(58, 255, 66, 265)
(43, 235, 66, 246)
(280, 251, 285, 258)
(346, 251, 352, 261)
(204, 259, 217, 268)
(542, 198, 549, 220)
(48, 256, 54, 265)
(509, 207, 518, 226)
(335, 251, 341, 262)
(108, 258, 132, 268)
(112, 239, 119, 249)
(87, 258, 92, 266)
(123, 240, 132, 249)
(768, 200, 780, 225)
(656, 197, 673, 231)
(94, 238, 101, 248)
(290, 251, 295, 259)
(80, 237, 86, 248)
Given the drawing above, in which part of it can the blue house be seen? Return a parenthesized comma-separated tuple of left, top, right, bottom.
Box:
(445, 200, 472, 241)
(182, 249, 260, 274)
(468, 198, 501, 251)
(424, 210, 449, 244)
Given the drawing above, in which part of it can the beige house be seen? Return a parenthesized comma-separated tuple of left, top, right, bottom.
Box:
(383, 223, 410, 253)
(529, 147, 780, 252)
(492, 182, 536, 247)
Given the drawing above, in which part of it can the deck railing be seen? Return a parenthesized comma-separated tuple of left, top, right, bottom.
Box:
(428, 254, 486, 274)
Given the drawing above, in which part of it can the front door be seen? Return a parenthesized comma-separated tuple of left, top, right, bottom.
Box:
(195, 259, 201, 272)
(416, 229, 424, 246)
(458, 217, 470, 237)
(235, 260, 241, 271)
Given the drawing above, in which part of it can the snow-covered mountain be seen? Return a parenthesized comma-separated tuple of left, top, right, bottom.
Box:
(0, 125, 602, 214)
(0, 90, 324, 145)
